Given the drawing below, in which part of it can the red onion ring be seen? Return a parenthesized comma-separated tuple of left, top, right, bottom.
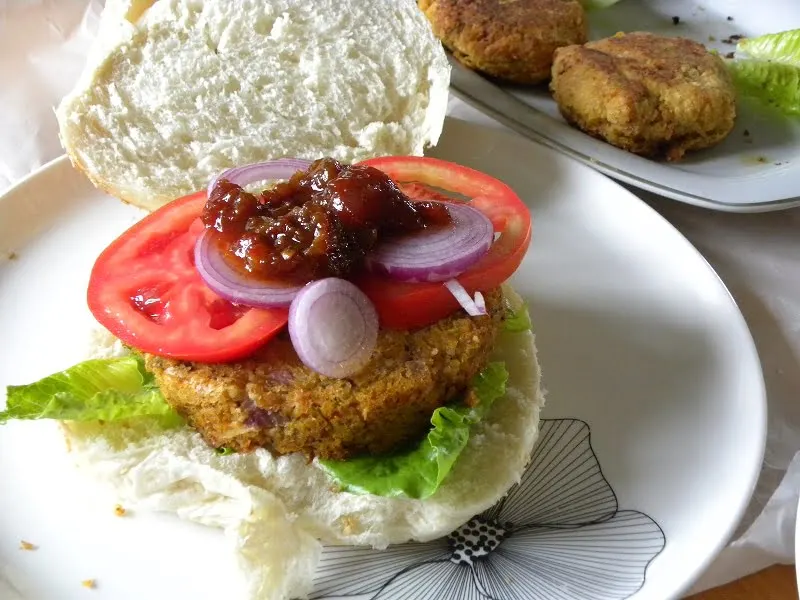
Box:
(207, 158, 313, 197)
(194, 230, 303, 308)
(444, 280, 488, 317)
(289, 278, 379, 378)
(365, 202, 493, 282)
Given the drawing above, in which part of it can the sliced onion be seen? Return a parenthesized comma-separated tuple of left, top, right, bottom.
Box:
(365, 202, 494, 282)
(474, 291, 486, 314)
(207, 158, 313, 197)
(289, 278, 378, 379)
(445, 279, 488, 317)
(195, 230, 303, 308)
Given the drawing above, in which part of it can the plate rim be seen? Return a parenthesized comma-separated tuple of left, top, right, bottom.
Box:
(449, 80, 800, 215)
(0, 139, 769, 599)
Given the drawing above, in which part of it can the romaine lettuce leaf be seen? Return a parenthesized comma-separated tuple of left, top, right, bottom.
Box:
(737, 29, 800, 66)
(0, 355, 182, 427)
(728, 59, 800, 116)
(2, 353, 510, 500)
(318, 362, 509, 500)
(578, 0, 623, 9)
(504, 303, 532, 332)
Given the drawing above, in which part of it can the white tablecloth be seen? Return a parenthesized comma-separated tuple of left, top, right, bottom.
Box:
(2, 1, 799, 595)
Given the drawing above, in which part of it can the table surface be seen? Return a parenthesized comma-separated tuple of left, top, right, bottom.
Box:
(689, 566, 797, 600)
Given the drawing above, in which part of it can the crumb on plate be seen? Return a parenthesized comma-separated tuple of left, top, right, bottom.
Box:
(114, 504, 127, 517)
(722, 34, 745, 44)
(82, 579, 96, 589)
(19, 540, 37, 551)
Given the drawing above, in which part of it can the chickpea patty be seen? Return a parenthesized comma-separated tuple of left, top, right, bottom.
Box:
(418, 0, 588, 84)
(144, 289, 506, 460)
(550, 32, 737, 161)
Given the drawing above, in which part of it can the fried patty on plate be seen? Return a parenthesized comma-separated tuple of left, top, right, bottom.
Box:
(418, 0, 587, 84)
(550, 32, 737, 160)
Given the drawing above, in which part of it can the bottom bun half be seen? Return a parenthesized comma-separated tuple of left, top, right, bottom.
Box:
(62, 288, 546, 600)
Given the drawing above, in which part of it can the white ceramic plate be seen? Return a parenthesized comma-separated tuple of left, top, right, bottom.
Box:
(0, 119, 765, 600)
(449, 0, 800, 212)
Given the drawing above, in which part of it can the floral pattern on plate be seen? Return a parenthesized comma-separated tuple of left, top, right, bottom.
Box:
(310, 419, 666, 600)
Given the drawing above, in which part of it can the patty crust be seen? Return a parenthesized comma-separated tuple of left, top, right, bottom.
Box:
(550, 32, 737, 160)
(144, 289, 506, 460)
(418, 0, 587, 84)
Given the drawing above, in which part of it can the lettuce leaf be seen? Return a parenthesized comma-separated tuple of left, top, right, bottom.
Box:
(0, 355, 182, 427)
(504, 303, 532, 332)
(578, 0, 623, 9)
(318, 362, 509, 500)
(727, 29, 800, 117)
(737, 29, 800, 66)
(728, 60, 800, 116)
(2, 354, 510, 500)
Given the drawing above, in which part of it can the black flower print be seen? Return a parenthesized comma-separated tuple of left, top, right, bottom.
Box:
(310, 419, 666, 600)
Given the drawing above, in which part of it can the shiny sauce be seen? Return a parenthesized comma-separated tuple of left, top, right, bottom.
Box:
(202, 158, 451, 282)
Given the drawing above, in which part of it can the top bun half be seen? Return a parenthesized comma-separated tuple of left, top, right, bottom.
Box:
(56, 0, 451, 211)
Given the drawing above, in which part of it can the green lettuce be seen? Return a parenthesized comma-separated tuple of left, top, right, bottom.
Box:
(728, 29, 800, 116)
(2, 354, 512, 500)
(318, 362, 508, 500)
(578, 0, 622, 9)
(729, 60, 800, 116)
(0, 355, 182, 427)
(737, 29, 800, 66)
(504, 303, 532, 332)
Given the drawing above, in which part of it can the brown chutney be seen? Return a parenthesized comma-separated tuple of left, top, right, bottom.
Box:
(202, 158, 452, 283)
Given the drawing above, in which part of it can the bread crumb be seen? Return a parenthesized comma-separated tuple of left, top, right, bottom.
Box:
(114, 504, 127, 517)
(6, 251, 17, 260)
(81, 579, 96, 589)
(19, 540, 37, 551)
(339, 515, 362, 535)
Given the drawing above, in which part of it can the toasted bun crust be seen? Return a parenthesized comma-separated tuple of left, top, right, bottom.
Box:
(56, 0, 451, 212)
(62, 287, 544, 600)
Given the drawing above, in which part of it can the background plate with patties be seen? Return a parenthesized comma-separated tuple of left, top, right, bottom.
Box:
(448, 0, 800, 212)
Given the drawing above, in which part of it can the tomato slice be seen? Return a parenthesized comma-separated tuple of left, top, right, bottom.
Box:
(87, 192, 288, 363)
(355, 156, 532, 330)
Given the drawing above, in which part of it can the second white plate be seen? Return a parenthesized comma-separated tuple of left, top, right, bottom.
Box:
(450, 0, 800, 212)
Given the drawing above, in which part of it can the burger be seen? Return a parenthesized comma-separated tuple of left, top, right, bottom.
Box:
(1, 155, 543, 599)
(0, 1, 545, 598)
